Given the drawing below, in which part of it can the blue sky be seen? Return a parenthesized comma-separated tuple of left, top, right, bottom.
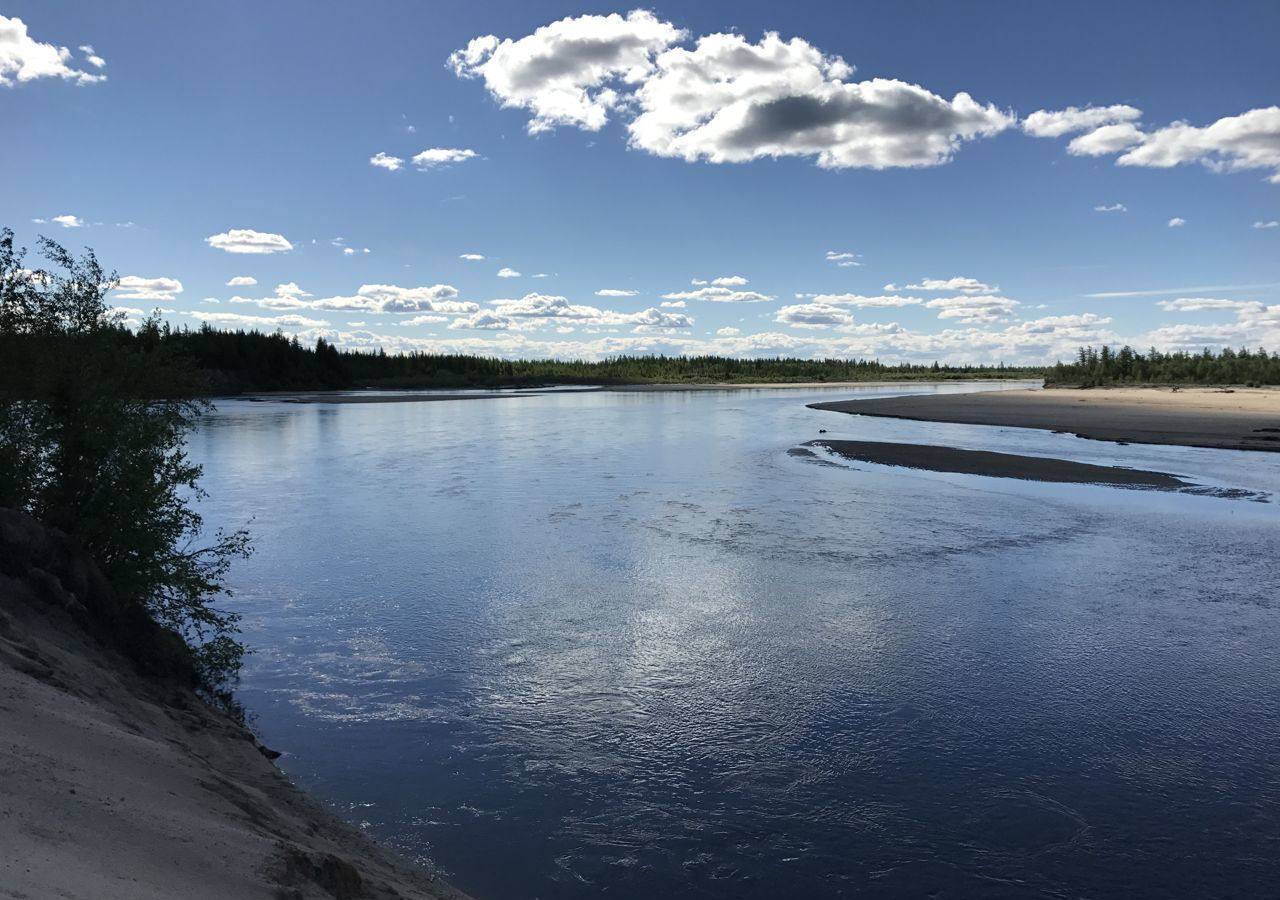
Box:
(4, 1, 1279, 363)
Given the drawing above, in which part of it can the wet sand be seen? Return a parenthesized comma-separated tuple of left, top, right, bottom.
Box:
(811, 387, 1280, 451)
(808, 440, 1190, 488)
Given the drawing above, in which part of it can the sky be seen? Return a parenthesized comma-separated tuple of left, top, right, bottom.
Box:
(3, 1, 1279, 363)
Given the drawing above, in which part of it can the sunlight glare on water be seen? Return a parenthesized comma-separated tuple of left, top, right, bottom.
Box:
(190, 383, 1280, 899)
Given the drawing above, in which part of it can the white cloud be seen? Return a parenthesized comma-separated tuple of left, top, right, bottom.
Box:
(716, 327, 740, 336)
(1156, 297, 1265, 313)
(370, 152, 404, 171)
(200, 298, 219, 305)
(774, 302, 856, 329)
(660, 286, 772, 303)
(1094, 203, 1127, 213)
(449, 293, 694, 333)
(1254, 220, 1279, 229)
(1022, 104, 1142, 138)
(452, 14, 1011, 168)
(342, 246, 371, 256)
(1168, 217, 1186, 228)
(412, 148, 478, 168)
(497, 267, 521, 278)
(813, 293, 923, 308)
(710, 275, 747, 286)
(460, 253, 486, 260)
(206, 228, 294, 254)
(114, 276, 184, 302)
(50, 214, 84, 228)
(1085, 281, 1280, 298)
(891, 276, 996, 294)
(1115, 107, 1280, 183)
(226, 275, 257, 287)
(192, 312, 330, 329)
(402, 314, 449, 326)
(1067, 122, 1145, 156)
(659, 300, 686, 308)
(448, 10, 685, 133)
(231, 282, 473, 315)
(924, 295, 1019, 322)
(78, 44, 105, 69)
(825, 251, 862, 267)
(0, 16, 106, 86)
(595, 288, 639, 296)
(629, 31, 1012, 169)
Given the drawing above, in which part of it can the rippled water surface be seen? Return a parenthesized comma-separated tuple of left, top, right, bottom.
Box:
(191, 384, 1280, 899)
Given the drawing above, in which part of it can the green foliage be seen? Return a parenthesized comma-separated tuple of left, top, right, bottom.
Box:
(1048, 344, 1280, 386)
(0, 228, 252, 690)
(93, 327, 1043, 392)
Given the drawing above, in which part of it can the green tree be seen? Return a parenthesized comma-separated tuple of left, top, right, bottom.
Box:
(0, 229, 251, 691)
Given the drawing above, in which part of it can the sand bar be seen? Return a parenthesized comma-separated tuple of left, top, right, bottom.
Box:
(811, 387, 1280, 451)
(809, 439, 1190, 488)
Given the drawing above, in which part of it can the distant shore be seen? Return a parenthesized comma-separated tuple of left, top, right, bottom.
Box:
(811, 386, 1280, 452)
(233, 379, 1033, 404)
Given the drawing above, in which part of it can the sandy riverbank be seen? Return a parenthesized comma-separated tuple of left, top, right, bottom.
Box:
(811, 386, 1280, 452)
(0, 511, 472, 900)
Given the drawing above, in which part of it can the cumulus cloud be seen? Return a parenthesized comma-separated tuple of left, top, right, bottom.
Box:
(1022, 104, 1142, 138)
(449, 292, 693, 333)
(411, 148, 478, 168)
(924, 295, 1019, 322)
(42, 214, 84, 228)
(716, 327, 740, 336)
(1094, 203, 1127, 213)
(78, 44, 105, 69)
(1115, 107, 1280, 183)
(659, 300, 686, 308)
(595, 288, 639, 296)
(661, 285, 773, 303)
(226, 275, 257, 287)
(1156, 297, 1265, 313)
(192, 312, 330, 330)
(370, 152, 404, 171)
(710, 275, 747, 286)
(825, 251, 861, 267)
(114, 275, 184, 302)
(448, 10, 685, 133)
(1168, 217, 1186, 227)
(813, 293, 923, 308)
(0, 16, 106, 86)
(774, 302, 855, 329)
(460, 253, 486, 260)
(231, 282, 474, 315)
(497, 267, 521, 278)
(1067, 122, 1145, 156)
(887, 276, 996, 294)
(342, 246, 370, 256)
(206, 229, 294, 254)
(452, 13, 1012, 168)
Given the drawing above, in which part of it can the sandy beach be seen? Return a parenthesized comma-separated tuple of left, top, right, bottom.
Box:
(811, 386, 1280, 452)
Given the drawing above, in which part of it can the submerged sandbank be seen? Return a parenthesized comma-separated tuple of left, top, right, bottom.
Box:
(807, 439, 1189, 488)
(811, 386, 1280, 451)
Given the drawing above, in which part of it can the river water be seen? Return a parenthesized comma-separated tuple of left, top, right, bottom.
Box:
(191, 383, 1280, 899)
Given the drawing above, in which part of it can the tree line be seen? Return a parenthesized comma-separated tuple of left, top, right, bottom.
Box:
(1047, 345, 1280, 386)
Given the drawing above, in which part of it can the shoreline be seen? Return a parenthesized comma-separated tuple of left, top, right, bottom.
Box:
(811, 386, 1280, 452)
(230, 379, 1035, 404)
(0, 510, 472, 900)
